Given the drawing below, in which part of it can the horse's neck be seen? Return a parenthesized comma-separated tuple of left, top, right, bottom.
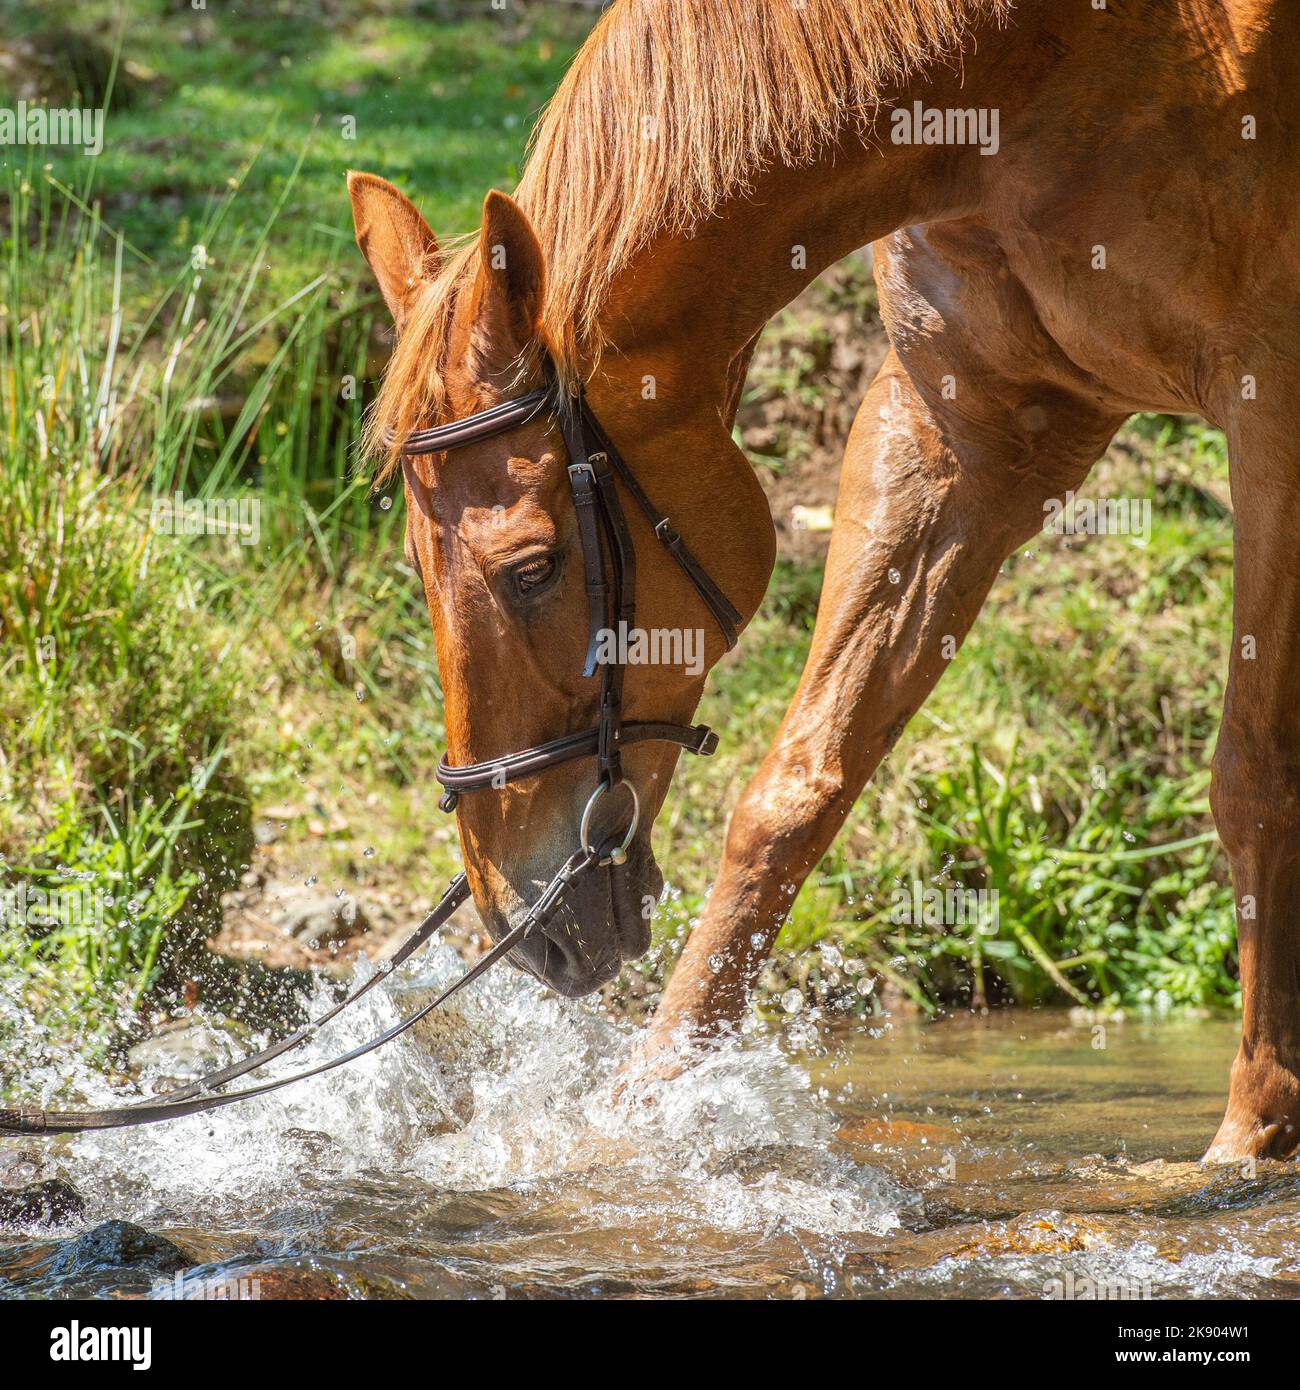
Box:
(560, 12, 1045, 627)
(595, 153, 936, 390)
(555, 139, 962, 632)
(587, 25, 1029, 419)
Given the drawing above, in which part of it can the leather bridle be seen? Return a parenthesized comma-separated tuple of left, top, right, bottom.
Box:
(415, 360, 739, 860)
(1, 357, 740, 1136)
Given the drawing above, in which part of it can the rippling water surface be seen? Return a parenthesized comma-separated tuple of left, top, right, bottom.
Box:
(2, 946, 1298, 1299)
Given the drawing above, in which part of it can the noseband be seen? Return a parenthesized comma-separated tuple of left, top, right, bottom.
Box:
(1, 357, 741, 1136)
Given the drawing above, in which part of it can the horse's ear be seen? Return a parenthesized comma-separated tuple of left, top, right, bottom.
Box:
(469, 190, 546, 377)
(347, 171, 440, 331)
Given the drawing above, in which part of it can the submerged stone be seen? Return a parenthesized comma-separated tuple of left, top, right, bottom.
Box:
(48, 1220, 189, 1277)
(126, 1019, 246, 1084)
(0, 1179, 87, 1228)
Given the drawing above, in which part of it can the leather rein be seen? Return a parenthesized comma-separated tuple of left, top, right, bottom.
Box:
(1, 359, 739, 1137)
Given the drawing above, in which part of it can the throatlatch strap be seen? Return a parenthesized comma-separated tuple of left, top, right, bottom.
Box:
(578, 397, 742, 650)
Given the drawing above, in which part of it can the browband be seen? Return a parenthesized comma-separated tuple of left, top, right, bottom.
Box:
(384, 386, 550, 456)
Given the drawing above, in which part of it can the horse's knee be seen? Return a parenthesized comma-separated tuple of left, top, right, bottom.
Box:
(1210, 732, 1300, 864)
(724, 752, 846, 881)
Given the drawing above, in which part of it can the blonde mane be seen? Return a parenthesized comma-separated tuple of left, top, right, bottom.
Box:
(366, 0, 1010, 475)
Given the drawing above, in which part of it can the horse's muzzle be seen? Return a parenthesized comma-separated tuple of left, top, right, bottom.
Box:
(501, 840, 658, 997)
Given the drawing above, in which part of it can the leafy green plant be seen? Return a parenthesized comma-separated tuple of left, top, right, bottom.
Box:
(798, 742, 1237, 1014)
(0, 756, 223, 1041)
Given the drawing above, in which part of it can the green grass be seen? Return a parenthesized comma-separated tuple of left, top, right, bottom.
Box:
(0, 2, 1243, 1057)
(4, 763, 214, 1041)
(0, 1, 592, 308)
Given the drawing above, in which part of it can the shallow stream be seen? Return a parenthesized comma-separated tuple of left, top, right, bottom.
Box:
(2, 947, 1296, 1299)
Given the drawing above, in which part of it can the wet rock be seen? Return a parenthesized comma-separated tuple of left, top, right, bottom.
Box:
(195, 1263, 347, 1301)
(837, 1117, 950, 1149)
(0, 1180, 87, 1228)
(279, 1128, 343, 1164)
(944, 1212, 1113, 1260)
(387, 986, 491, 1131)
(49, 1220, 189, 1278)
(345, 1270, 415, 1300)
(148, 1259, 414, 1301)
(283, 893, 370, 947)
(393, 989, 477, 1056)
(147, 1265, 318, 1301)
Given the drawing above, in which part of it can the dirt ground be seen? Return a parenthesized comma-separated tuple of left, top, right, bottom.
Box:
(742, 257, 888, 561)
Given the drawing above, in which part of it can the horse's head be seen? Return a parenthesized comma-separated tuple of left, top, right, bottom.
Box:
(349, 173, 770, 996)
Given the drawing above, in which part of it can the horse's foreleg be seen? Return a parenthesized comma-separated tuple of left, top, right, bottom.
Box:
(1205, 409, 1300, 1162)
(644, 349, 1117, 1054)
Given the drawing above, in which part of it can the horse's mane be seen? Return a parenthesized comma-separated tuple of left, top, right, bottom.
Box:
(367, 0, 1009, 475)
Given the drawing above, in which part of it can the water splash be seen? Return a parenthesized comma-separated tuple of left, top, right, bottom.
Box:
(900, 1229, 1283, 1300)
(2, 942, 911, 1245)
(7, 976, 1300, 1299)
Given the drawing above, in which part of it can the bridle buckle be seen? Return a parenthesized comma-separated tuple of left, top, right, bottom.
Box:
(654, 516, 681, 548)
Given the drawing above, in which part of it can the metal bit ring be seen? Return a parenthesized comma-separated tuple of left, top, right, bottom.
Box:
(579, 778, 640, 866)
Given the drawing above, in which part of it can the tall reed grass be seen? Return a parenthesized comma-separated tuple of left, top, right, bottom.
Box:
(0, 148, 397, 1044)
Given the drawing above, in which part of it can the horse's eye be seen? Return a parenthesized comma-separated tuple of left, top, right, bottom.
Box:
(513, 554, 558, 597)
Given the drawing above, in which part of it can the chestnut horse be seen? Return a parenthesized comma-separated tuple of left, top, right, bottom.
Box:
(349, 0, 1300, 1160)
